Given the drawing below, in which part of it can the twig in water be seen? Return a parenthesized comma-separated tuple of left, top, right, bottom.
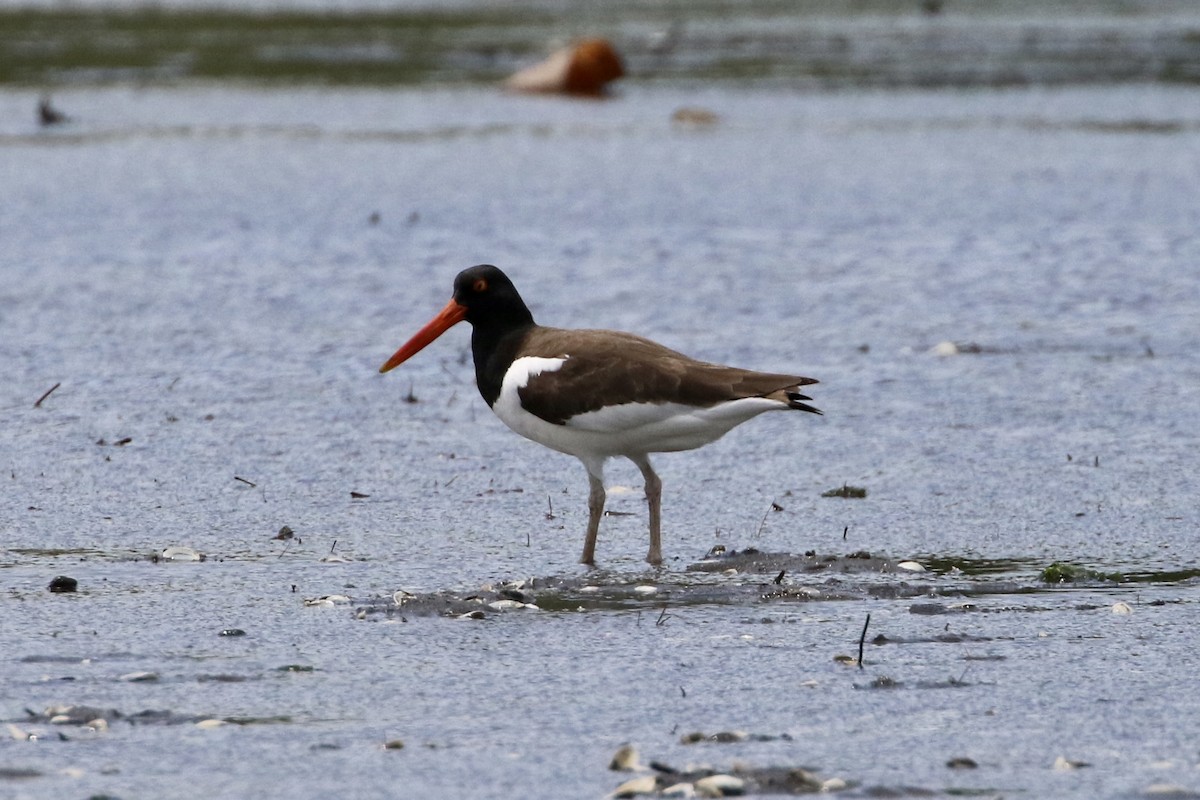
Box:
(33, 382, 61, 408)
(858, 613, 871, 670)
(843, 526, 849, 541)
(330, 540, 338, 554)
(545, 496, 556, 520)
(234, 476, 257, 488)
(680, 686, 687, 698)
(773, 569, 786, 585)
(656, 605, 671, 627)
(754, 497, 780, 537)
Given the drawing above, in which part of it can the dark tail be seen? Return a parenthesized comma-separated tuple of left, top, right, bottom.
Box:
(786, 389, 822, 415)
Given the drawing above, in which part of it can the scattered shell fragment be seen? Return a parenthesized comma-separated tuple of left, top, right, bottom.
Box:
(609, 743, 641, 771)
(487, 599, 527, 611)
(160, 545, 205, 562)
(672, 107, 719, 126)
(304, 595, 351, 607)
(505, 38, 624, 96)
(694, 773, 745, 797)
(896, 560, 925, 572)
(613, 774, 658, 797)
(1112, 601, 1133, 615)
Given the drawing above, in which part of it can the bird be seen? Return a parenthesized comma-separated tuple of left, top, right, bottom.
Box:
(379, 265, 821, 566)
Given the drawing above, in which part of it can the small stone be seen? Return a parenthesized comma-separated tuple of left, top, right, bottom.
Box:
(896, 560, 925, 572)
(613, 774, 658, 797)
(946, 757, 977, 769)
(633, 585, 658, 595)
(1112, 602, 1133, 615)
(456, 610, 486, 620)
(48, 575, 78, 593)
(219, 628, 247, 637)
(680, 731, 707, 744)
(694, 774, 745, 797)
(195, 719, 226, 729)
(383, 739, 405, 750)
(118, 671, 158, 682)
(86, 719, 108, 732)
(662, 782, 697, 797)
(820, 777, 848, 791)
(1054, 756, 1091, 770)
(932, 340, 959, 357)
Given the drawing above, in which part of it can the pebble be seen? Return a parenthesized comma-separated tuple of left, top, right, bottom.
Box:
(820, 777, 848, 791)
(118, 671, 158, 682)
(932, 340, 960, 356)
(194, 719, 226, 729)
(633, 585, 658, 595)
(896, 560, 926, 572)
(456, 610, 486, 620)
(383, 739, 405, 750)
(1112, 601, 1133, 615)
(1053, 755, 1091, 770)
(662, 782, 697, 797)
(48, 575, 78, 593)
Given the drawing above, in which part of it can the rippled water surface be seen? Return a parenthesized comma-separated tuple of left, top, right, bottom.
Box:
(3, 78, 1200, 798)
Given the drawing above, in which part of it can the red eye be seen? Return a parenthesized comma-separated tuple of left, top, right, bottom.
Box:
(473, 279, 488, 293)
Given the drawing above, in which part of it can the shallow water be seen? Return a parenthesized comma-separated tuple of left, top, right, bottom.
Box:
(3, 81, 1200, 798)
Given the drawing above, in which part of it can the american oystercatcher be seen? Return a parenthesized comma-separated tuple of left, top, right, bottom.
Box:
(380, 265, 821, 566)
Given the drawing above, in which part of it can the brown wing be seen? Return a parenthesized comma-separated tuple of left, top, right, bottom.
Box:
(516, 328, 818, 425)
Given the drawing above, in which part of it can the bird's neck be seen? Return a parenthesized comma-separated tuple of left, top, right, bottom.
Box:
(473, 317, 536, 408)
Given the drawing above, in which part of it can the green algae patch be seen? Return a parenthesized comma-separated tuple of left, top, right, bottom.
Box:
(822, 484, 867, 498)
(1040, 562, 1124, 584)
(0, 7, 551, 86)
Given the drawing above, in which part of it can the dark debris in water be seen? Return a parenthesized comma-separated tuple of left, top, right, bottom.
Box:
(13, 704, 290, 729)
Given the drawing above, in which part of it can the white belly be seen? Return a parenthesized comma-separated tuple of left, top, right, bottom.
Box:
(492, 356, 786, 459)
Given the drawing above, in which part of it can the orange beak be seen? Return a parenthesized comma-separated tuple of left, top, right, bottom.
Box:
(379, 298, 468, 373)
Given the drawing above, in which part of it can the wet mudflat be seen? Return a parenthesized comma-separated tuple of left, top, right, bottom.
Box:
(3, 75, 1200, 798)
